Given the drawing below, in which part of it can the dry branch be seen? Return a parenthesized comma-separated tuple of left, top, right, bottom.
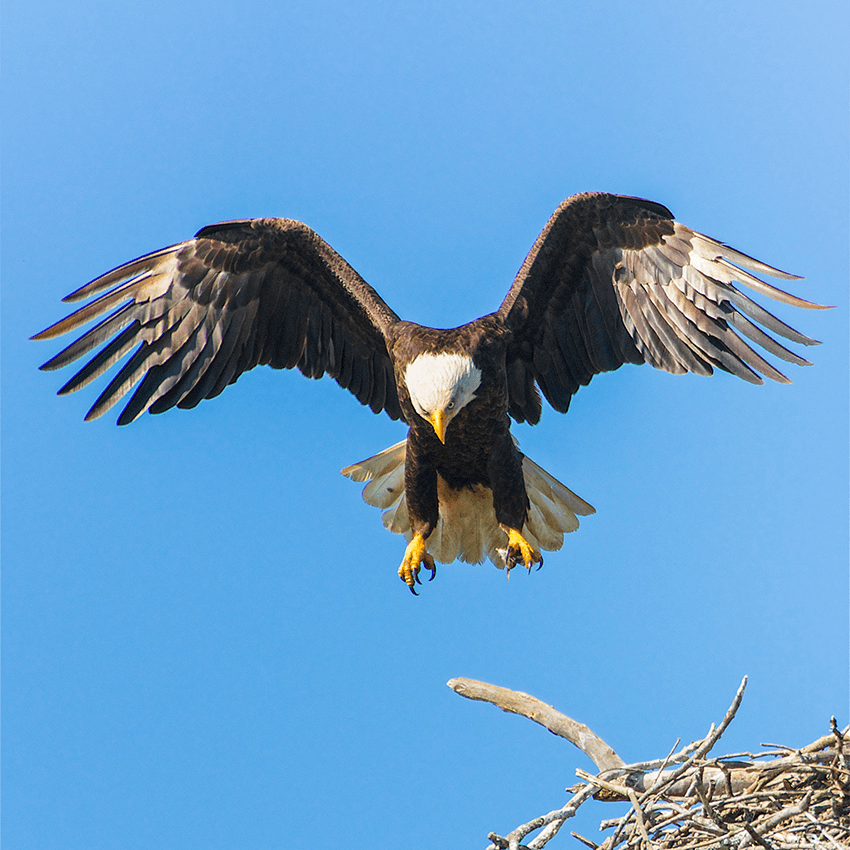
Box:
(447, 677, 624, 773)
(447, 677, 849, 850)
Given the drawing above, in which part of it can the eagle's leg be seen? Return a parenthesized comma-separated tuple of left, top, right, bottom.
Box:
(501, 526, 543, 574)
(490, 433, 542, 575)
(398, 535, 437, 593)
(400, 431, 439, 594)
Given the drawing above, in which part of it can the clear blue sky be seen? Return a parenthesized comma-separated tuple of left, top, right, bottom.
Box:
(3, 3, 847, 848)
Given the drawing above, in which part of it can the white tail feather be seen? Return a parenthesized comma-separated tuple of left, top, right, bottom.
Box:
(341, 441, 595, 568)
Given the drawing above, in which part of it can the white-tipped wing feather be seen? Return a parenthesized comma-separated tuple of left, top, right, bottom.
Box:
(499, 193, 829, 424)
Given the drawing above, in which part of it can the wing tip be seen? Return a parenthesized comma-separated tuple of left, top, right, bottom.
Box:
(61, 275, 109, 304)
(31, 325, 62, 342)
(784, 297, 834, 311)
(116, 408, 142, 426)
(82, 405, 106, 422)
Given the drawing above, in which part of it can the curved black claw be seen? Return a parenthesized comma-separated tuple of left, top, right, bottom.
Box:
(398, 536, 437, 594)
(503, 529, 543, 574)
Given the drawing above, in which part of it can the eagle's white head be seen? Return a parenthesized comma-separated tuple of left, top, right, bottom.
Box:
(404, 352, 482, 443)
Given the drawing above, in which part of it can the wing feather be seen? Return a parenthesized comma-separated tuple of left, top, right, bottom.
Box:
(42, 302, 138, 373)
(117, 317, 212, 423)
(57, 323, 142, 396)
(173, 313, 239, 407)
(60, 246, 182, 303)
(34, 219, 404, 424)
(85, 342, 152, 421)
(638, 283, 713, 375)
(723, 309, 811, 366)
(150, 323, 219, 413)
(499, 193, 828, 421)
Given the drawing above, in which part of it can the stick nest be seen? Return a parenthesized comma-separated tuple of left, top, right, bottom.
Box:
(448, 677, 848, 850)
(582, 721, 850, 850)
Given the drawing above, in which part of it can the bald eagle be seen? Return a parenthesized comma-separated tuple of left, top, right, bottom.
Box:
(34, 193, 826, 592)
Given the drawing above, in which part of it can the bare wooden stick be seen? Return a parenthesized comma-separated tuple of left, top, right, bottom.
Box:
(447, 677, 624, 772)
(575, 769, 630, 796)
(631, 677, 748, 799)
(627, 788, 652, 846)
(757, 788, 813, 833)
(619, 756, 830, 798)
(802, 723, 849, 754)
(485, 784, 598, 850)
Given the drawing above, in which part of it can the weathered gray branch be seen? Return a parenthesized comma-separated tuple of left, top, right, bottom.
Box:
(446, 677, 624, 773)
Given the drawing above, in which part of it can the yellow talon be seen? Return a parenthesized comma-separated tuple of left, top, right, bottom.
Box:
(398, 534, 437, 594)
(504, 527, 543, 575)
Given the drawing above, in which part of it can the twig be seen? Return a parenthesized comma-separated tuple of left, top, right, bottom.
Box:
(742, 824, 772, 849)
(604, 740, 702, 776)
(621, 679, 749, 799)
(802, 724, 850, 754)
(758, 788, 813, 832)
(575, 769, 626, 794)
(805, 812, 847, 850)
(627, 788, 653, 846)
(647, 737, 682, 794)
(694, 778, 727, 833)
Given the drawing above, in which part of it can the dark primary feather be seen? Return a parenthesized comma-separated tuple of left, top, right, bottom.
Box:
(499, 192, 828, 423)
(33, 219, 404, 423)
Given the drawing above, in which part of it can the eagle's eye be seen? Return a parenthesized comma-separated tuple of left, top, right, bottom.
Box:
(447, 400, 455, 410)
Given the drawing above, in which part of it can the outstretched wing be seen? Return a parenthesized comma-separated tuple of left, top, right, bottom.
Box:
(498, 193, 828, 424)
(33, 218, 404, 424)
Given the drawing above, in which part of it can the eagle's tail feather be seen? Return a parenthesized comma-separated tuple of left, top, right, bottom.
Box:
(341, 442, 595, 569)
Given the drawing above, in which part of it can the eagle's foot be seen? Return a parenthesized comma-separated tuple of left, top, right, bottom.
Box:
(503, 528, 543, 575)
(398, 534, 437, 594)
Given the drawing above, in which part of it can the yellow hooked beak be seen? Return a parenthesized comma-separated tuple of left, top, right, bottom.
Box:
(428, 409, 448, 444)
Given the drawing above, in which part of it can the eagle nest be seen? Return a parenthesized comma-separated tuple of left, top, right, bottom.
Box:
(448, 677, 849, 850)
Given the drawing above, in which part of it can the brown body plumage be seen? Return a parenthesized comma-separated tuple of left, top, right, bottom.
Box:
(390, 318, 527, 541)
(33, 193, 828, 591)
